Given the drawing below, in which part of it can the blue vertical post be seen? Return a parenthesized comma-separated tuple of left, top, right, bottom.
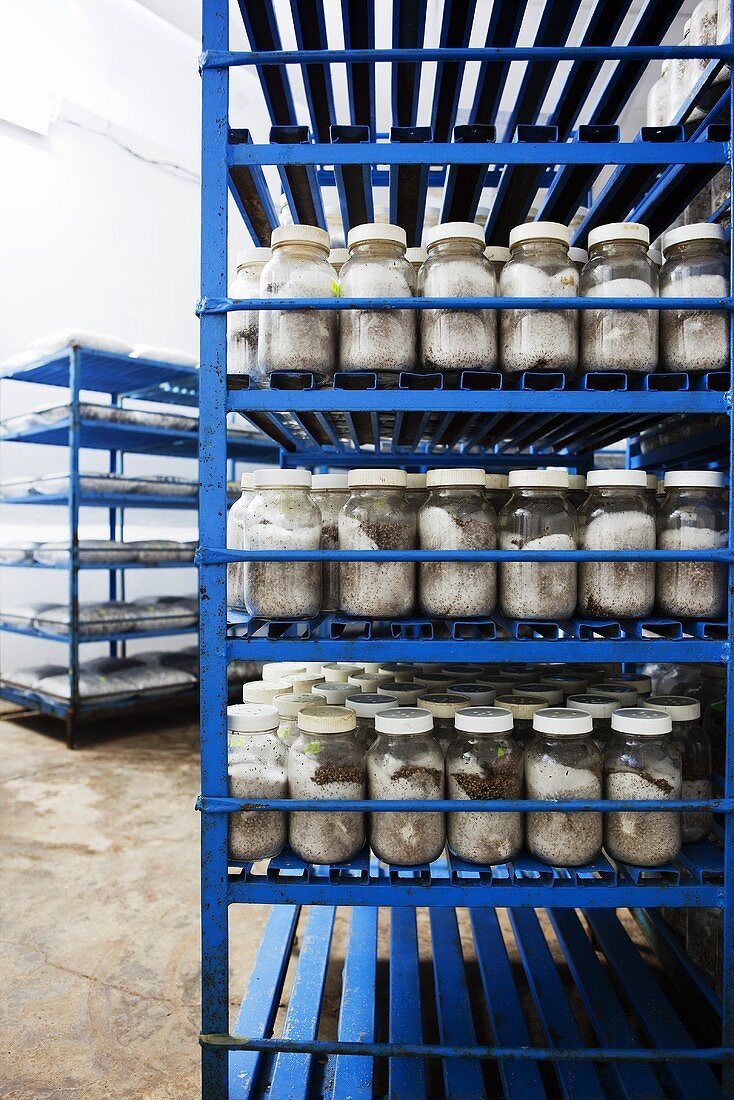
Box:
(108, 391, 119, 659)
(200, 0, 231, 1096)
(67, 347, 81, 749)
(724, 12, 734, 1090)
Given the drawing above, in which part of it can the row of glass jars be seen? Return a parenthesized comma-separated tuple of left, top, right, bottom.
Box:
(227, 220, 729, 383)
(228, 466, 727, 622)
(227, 699, 711, 868)
(647, 0, 728, 127)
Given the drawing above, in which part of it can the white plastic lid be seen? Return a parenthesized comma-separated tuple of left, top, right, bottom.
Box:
(406, 247, 427, 266)
(567, 694, 618, 719)
(322, 663, 358, 683)
(663, 470, 726, 489)
(588, 684, 638, 704)
(236, 247, 271, 268)
(568, 247, 588, 265)
(662, 222, 727, 254)
(345, 692, 399, 717)
(379, 662, 416, 681)
(328, 248, 349, 269)
(441, 663, 485, 677)
(448, 683, 497, 705)
(509, 221, 570, 249)
(485, 246, 511, 263)
(426, 467, 486, 488)
(611, 708, 672, 735)
(374, 706, 434, 735)
(274, 692, 317, 718)
(455, 705, 514, 734)
(406, 473, 427, 490)
(282, 672, 325, 692)
(297, 703, 357, 733)
(227, 702, 280, 733)
(311, 473, 349, 491)
(541, 676, 588, 694)
(348, 670, 391, 687)
(271, 224, 330, 252)
(312, 683, 355, 704)
(496, 694, 545, 721)
(425, 221, 486, 250)
(359, 662, 384, 674)
(643, 695, 702, 721)
(508, 469, 569, 489)
(378, 682, 424, 704)
(586, 469, 647, 488)
(605, 674, 652, 695)
(513, 684, 564, 705)
(347, 222, 407, 250)
(414, 672, 461, 688)
(533, 707, 594, 736)
(347, 468, 408, 488)
(417, 692, 470, 717)
(262, 662, 306, 681)
(588, 222, 649, 250)
(240, 471, 255, 490)
(485, 473, 509, 490)
(252, 468, 311, 489)
(242, 679, 292, 704)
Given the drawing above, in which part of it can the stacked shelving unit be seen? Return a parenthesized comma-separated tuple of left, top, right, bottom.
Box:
(199, 2, 734, 1095)
(0, 345, 277, 747)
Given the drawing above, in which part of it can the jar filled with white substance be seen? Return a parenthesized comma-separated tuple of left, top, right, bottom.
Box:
(657, 470, 727, 618)
(339, 468, 416, 618)
(310, 473, 350, 611)
(581, 222, 658, 373)
(244, 468, 322, 619)
(500, 222, 578, 375)
(647, 61, 670, 127)
(273, 691, 314, 748)
(578, 470, 656, 618)
(368, 706, 445, 866)
(499, 469, 578, 620)
(258, 225, 337, 383)
(345, 692, 399, 750)
(226, 471, 254, 608)
(339, 223, 416, 377)
(604, 708, 681, 866)
(288, 704, 365, 864)
(525, 708, 603, 866)
(567, 693, 619, 748)
(227, 703, 287, 861)
(718, 0, 731, 81)
(485, 246, 510, 281)
(418, 467, 497, 618)
(644, 695, 712, 842)
(660, 223, 729, 372)
(689, 1, 720, 120)
(227, 248, 270, 379)
(446, 706, 524, 865)
(419, 221, 497, 374)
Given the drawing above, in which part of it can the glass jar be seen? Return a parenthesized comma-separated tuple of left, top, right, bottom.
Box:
(447, 682, 497, 706)
(499, 222, 578, 375)
(646, 61, 670, 127)
(347, 670, 392, 693)
(495, 694, 546, 746)
(273, 691, 315, 748)
(226, 471, 254, 608)
(258, 225, 337, 384)
(227, 248, 270, 379)
(644, 695, 712, 843)
(339, 468, 416, 618)
(581, 222, 658, 374)
(604, 708, 682, 866)
(669, 20, 692, 120)
(419, 221, 497, 374)
(485, 473, 510, 513)
(660, 224, 729, 372)
(378, 681, 424, 706)
(311, 473, 350, 612)
(568, 247, 588, 276)
(485, 245, 510, 281)
(689, 1, 720, 120)
(416, 692, 471, 751)
(656, 470, 727, 619)
(446, 705, 523, 864)
(539, 674, 588, 700)
(339, 223, 416, 377)
(578, 470, 656, 618)
(288, 704, 365, 864)
(566, 693, 618, 748)
(418, 467, 497, 618)
(368, 706, 445, 865)
(345, 692, 399, 750)
(513, 683, 564, 706)
(499, 469, 578, 620)
(227, 703, 287, 860)
(525, 708, 603, 866)
(244, 468, 322, 619)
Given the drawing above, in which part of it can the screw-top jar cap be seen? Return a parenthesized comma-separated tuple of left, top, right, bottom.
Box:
(322, 662, 361, 683)
(347, 670, 392, 691)
(374, 706, 434, 735)
(662, 222, 727, 254)
(643, 695, 702, 721)
(509, 221, 570, 249)
(485, 473, 509, 490)
(311, 473, 349, 491)
(663, 470, 726, 489)
(378, 681, 424, 705)
(588, 684, 638, 705)
(406, 247, 427, 267)
(345, 692, 399, 717)
(271, 224, 330, 252)
(514, 684, 564, 705)
(611, 707, 672, 735)
(347, 222, 407, 251)
(567, 693, 619, 719)
(236, 247, 271, 268)
(533, 707, 594, 736)
(413, 672, 461, 688)
(541, 675, 588, 695)
(242, 679, 292, 704)
(406, 472, 427, 489)
(252, 468, 312, 489)
(426, 467, 486, 488)
(586, 470, 647, 488)
(240, 471, 255, 490)
(379, 662, 416, 682)
(448, 683, 497, 705)
(425, 221, 486, 250)
(282, 672, 325, 693)
(328, 247, 349, 271)
(347, 468, 408, 488)
(568, 247, 588, 265)
(508, 469, 569, 489)
(588, 222, 650, 250)
(417, 692, 470, 717)
(496, 694, 546, 721)
(605, 674, 652, 696)
(455, 705, 514, 733)
(297, 703, 357, 734)
(227, 702, 280, 733)
(441, 664, 486, 678)
(262, 661, 306, 681)
(312, 683, 355, 705)
(274, 692, 317, 718)
(485, 246, 511, 263)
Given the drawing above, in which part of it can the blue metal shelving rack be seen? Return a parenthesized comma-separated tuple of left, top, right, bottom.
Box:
(0, 346, 277, 747)
(198, 2, 734, 1095)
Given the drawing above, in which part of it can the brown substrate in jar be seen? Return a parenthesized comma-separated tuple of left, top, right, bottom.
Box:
(450, 757, 522, 801)
(312, 763, 364, 787)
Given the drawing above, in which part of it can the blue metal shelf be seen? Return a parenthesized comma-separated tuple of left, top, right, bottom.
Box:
(1, 559, 194, 570)
(0, 621, 197, 643)
(1, 491, 199, 510)
(0, 682, 199, 721)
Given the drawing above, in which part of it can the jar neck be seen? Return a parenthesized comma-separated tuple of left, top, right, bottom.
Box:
(539, 732, 590, 743)
(589, 240, 649, 260)
(229, 729, 278, 745)
(511, 239, 568, 261)
(348, 240, 405, 260)
(427, 239, 485, 258)
(273, 242, 329, 261)
(300, 730, 355, 743)
(514, 486, 568, 498)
